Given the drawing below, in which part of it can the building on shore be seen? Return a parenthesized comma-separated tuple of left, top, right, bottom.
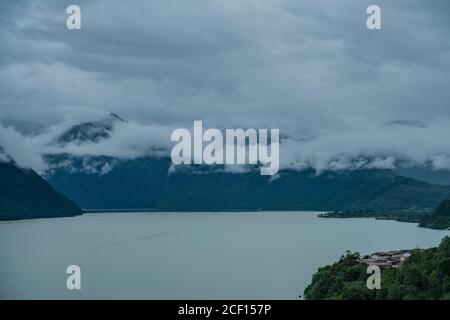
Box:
(361, 250, 415, 268)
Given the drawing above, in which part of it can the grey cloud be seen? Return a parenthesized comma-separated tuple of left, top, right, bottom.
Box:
(1, 0, 450, 172)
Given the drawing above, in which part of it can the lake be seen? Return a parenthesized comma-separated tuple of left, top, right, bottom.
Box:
(0, 211, 448, 299)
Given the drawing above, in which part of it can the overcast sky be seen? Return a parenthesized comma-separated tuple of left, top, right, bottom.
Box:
(1, 0, 450, 172)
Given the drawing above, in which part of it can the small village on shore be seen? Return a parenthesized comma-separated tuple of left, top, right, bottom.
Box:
(361, 250, 415, 268)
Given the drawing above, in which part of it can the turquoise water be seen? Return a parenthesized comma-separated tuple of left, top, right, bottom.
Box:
(0, 211, 448, 299)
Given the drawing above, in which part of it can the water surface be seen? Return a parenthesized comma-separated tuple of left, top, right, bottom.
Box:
(0, 212, 448, 299)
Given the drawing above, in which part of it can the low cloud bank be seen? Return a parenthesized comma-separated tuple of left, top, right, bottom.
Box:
(2, 115, 450, 175)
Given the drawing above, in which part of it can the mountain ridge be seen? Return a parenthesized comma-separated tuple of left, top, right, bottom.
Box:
(45, 154, 450, 213)
(36, 115, 450, 214)
(0, 147, 83, 221)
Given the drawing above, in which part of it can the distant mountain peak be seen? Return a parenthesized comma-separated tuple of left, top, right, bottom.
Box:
(56, 113, 126, 145)
(109, 112, 126, 123)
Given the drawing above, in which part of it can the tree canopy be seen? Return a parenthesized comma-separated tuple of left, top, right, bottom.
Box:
(304, 236, 450, 300)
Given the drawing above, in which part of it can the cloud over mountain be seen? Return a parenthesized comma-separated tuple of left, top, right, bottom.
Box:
(1, 0, 450, 173)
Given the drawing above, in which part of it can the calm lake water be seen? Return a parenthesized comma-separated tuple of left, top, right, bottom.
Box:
(0, 211, 448, 299)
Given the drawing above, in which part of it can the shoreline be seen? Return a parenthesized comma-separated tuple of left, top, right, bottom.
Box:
(318, 212, 450, 231)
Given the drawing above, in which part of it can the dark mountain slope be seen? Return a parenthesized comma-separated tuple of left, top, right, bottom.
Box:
(45, 155, 450, 212)
(349, 176, 450, 212)
(434, 199, 450, 217)
(0, 156, 83, 221)
(395, 167, 450, 186)
(419, 199, 450, 229)
(43, 115, 450, 213)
